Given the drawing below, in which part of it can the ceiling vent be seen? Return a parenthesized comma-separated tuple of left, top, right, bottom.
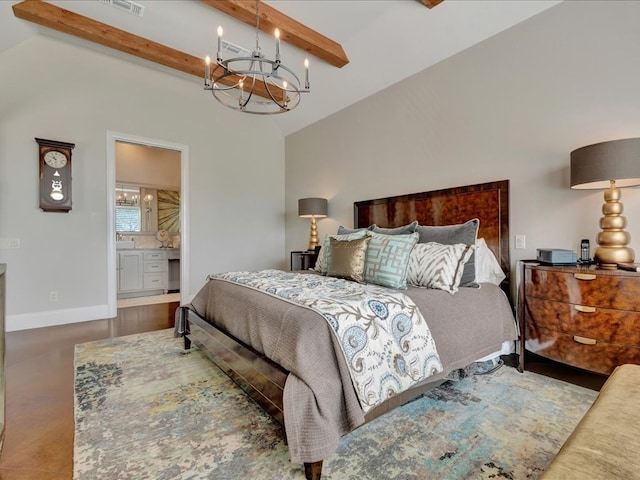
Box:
(98, 0, 145, 17)
(222, 40, 251, 57)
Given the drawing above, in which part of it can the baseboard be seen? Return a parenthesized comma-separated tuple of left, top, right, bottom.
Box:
(6, 304, 109, 332)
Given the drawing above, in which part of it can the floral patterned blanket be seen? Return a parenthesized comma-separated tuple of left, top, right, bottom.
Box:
(212, 270, 443, 412)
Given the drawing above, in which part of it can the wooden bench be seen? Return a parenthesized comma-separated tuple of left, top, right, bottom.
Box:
(539, 364, 640, 479)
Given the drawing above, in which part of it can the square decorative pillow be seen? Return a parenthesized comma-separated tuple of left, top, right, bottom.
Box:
(327, 236, 371, 283)
(315, 230, 368, 274)
(407, 242, 475, 294)
(371, 221, 418, 235)
(415, 219, 479, 287)
(364, 231, 419, 289)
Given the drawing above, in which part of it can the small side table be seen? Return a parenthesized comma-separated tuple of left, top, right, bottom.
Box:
(290, 250, 319, 271)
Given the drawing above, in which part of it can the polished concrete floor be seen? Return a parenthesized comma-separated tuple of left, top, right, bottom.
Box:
(0, 302, 607, 480)
(0, 302, 179, 480)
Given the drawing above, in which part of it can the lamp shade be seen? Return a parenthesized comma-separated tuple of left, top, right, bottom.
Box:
(298, 198, 328, 218)
(571, 138, 640, 189)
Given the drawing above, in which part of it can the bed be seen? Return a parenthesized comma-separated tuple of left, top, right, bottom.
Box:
(176, 179, 516, 480)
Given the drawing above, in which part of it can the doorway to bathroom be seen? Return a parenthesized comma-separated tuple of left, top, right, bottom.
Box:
(106, 131, 189, 318)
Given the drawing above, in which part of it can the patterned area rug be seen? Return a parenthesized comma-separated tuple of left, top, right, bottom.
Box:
(74, 329, 597, 480)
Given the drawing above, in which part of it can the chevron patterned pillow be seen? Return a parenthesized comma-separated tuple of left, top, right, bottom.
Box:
(407, 242, 475, 294)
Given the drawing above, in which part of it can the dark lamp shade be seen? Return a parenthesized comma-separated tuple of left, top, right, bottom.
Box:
(571, 138, 640, 189)
(298, 197, 328, 218)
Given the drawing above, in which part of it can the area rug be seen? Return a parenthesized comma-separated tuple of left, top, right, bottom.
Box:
(74, 329, 597, 480)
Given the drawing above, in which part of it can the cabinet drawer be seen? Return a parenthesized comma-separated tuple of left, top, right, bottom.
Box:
(525, 297, 640, 346)
(525, 268, 640, 312)
(143, 261, 166, 273)
(144, 252, 165, 261)
(525, 324, 640, 375)
(143, 273, 166, 290)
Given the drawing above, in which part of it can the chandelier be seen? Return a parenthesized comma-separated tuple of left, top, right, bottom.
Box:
(116, 185, 138, 207)
(203, 0, 310, 114)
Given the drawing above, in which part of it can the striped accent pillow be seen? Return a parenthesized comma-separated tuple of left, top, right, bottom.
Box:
(407, 242, 475, 294)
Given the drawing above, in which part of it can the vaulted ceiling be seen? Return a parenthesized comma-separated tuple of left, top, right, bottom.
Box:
(2, 0, 561, 136)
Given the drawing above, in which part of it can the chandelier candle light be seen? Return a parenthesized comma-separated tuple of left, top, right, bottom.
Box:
(203, 0, 310, 114)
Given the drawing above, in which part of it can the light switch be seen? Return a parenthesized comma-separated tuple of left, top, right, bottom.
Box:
(515, 235, 526, 250)
(0, 238, 20, 249)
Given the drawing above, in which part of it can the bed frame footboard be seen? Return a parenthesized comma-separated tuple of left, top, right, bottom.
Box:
(304, 461, 323, 480)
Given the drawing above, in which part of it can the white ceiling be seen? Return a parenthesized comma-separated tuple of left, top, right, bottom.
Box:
(1, 0, 562, 136)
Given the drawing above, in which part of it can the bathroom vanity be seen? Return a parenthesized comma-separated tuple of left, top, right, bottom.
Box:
(116, 248, 180, 298)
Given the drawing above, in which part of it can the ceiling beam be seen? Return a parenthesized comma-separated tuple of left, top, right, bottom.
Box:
(201, 0, 349, 68)
(11, 0, 275, 99)
(420, 0, 445, 8)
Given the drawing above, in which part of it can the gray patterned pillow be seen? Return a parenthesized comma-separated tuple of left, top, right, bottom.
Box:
(315, 230, 368, 274)
(415, 219, 479, 287)
(407, 242, 475, 294)
(364, 231, 419, 289)
(327, 237, 371, 283)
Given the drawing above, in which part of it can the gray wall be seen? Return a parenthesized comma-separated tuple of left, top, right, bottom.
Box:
(285, 1, 640, 277)
(0, 35, 286, 330)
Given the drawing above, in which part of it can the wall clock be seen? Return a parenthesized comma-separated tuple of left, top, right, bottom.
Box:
(35, 138, 75, 212)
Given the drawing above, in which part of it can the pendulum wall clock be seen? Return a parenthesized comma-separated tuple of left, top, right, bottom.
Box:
(35, 138, 75, 212)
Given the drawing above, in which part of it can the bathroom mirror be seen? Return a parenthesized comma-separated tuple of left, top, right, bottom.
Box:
(115, 183, 180, 233)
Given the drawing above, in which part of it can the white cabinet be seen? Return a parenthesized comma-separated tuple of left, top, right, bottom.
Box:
(117, 250, 168, 298)
(118, 251, 143, 293)
(143, 251, 167, 292)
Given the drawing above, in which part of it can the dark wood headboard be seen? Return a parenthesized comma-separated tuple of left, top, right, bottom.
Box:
(354, 180, 510, 296)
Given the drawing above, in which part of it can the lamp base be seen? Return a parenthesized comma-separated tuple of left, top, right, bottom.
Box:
(594, 181, 635, 270)
(307, 216, 320, 251)
(595, 246, 635, 270)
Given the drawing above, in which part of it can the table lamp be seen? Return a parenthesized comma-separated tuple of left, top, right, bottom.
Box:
(298, 198, 328, 251)
(571, 138, 640, 269)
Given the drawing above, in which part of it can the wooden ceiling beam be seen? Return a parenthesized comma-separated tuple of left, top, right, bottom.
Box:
(11, 0, 275, 99)
(201, 0, 349, 68)
(420, 0, 445, 8)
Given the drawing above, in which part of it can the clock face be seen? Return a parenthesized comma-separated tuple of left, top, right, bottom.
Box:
(44, 150, 67, 169)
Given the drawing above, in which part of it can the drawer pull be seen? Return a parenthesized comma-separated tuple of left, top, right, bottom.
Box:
(574, 305, 596, 313)
(574, 273, 596, 281)
(573, 335, 596, 345)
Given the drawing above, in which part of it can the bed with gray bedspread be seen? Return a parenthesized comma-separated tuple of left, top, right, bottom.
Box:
(181, 272, 517, 464)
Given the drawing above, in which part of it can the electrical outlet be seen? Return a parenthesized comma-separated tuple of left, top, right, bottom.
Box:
(49, 291, 58, 302)
(515, 235, 526, 249)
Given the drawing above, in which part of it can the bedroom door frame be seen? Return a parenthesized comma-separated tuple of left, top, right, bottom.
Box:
(105, 131, 190, 318)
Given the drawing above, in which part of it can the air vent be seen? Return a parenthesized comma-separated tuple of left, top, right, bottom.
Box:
(222, 40, 251, 57)
(98, 0, 145, 17)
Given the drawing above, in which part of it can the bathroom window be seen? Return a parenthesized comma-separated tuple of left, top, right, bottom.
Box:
(115, 206, 141, 232)
(115, 185, 141, 232)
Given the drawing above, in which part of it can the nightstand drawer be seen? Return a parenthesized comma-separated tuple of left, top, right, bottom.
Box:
(525, 268, 640, 312)
(525, 297, 640, 345)
(525, 324, 640, 375)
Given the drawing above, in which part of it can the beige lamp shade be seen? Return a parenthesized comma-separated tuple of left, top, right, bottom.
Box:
(298, 198, 328, 251)
(570, 137, 640, 268)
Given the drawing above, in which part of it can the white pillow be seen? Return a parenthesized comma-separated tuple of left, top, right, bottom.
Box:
(407, 242, 475, 294)
(475, 237, 506, 285)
